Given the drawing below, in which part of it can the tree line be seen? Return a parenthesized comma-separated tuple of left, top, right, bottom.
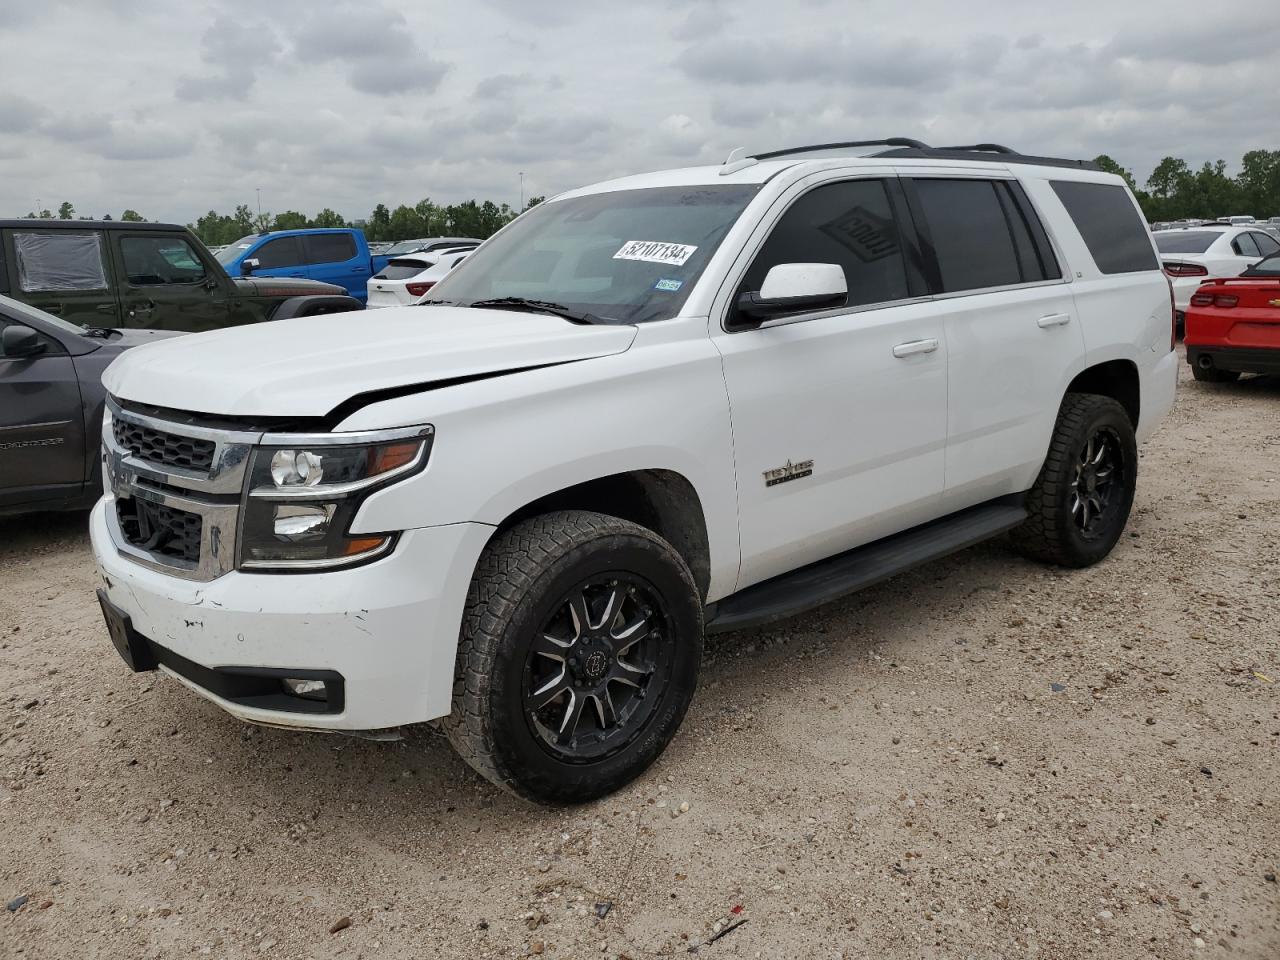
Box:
(187, 196, 545, 246)
(18, 148, 1278, 241)
(1094, 149, 1279, 222)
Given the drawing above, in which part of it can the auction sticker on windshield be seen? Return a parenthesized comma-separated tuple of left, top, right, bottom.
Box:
(614, 240, 697, 266)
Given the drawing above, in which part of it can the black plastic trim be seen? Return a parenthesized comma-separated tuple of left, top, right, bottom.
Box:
(1187, 346, 1280, 376)
(704, 495, 1028, 634)
(896, 178, 944, 295)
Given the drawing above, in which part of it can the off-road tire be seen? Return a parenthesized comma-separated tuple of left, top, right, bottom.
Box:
(1191, 364, 1240, 383)
(442, 510, 703, 804)
(1011, 393, 1137, 568)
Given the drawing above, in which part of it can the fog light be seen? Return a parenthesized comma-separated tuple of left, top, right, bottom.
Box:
(282, 678, 327, 700)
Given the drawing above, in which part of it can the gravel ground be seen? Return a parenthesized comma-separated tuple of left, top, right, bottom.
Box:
(2, 358, 1278, 960)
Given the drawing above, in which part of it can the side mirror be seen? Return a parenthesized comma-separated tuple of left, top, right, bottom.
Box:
(1, 325, 47, 359)
(240, 257, 260, 277)
(734, 263, 848, 325)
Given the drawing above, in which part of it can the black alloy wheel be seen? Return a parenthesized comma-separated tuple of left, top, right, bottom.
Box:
(523, 575, 675, 763)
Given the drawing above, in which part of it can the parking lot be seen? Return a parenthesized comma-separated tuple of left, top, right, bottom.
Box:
(2, 355, 1277, 959)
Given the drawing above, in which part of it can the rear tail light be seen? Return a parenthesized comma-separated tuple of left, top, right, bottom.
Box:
(405, 281, 436, 297)
(1164, 262, 1209, 277)
(1189, 292, 1238, 308)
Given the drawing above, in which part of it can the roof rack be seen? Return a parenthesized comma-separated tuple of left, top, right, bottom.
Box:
(720, 138, 1098, 174)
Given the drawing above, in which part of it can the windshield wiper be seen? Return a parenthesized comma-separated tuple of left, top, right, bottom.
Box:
(465, 297, 607, 324)
(416, 298, 456, 306)
(81, 326, 120, 339)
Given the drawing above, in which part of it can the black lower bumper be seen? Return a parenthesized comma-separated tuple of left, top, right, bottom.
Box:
(1186, 346, 1280, 376)
(96, 590, 345, 715)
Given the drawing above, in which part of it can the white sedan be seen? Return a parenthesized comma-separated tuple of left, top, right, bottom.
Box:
(366, 250, 471, 308)
(1156, 226, 1280, 315)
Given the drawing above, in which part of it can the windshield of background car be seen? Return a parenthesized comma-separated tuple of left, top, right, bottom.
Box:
(215, 236, 258, 265)
(0, 293, 91, 336)
(385, 240, 427, 256)
(1154, 232, 1220, 254)
(1243, 254, 1280, 276)
(428, 185, 761, 324)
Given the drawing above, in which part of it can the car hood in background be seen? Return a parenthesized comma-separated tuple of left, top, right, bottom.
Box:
(102, 306, 638, 418)
(231, 276, 348, 297)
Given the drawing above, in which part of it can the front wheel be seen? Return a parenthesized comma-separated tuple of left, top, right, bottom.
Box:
(1011, 393, 1137, 568)
(443, 510, 703, 804)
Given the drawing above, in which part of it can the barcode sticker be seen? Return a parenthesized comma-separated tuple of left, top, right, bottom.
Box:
(613, 240, 697, 266)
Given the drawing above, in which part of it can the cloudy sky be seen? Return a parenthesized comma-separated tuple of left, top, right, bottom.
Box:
(1, 0, 1276, 224)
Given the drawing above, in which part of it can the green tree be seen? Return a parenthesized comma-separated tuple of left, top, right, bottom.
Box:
(414, 198, 440, 235)
(233, 205, 255, 235)
(524, 195, 545, 210)
(120, 209, 145, 222)
(312, 208, 346, 228)
(253, 210, 272, 233)
(387, 204, 424, 241)
(57, 201, 75, 220)
(1238, 149, 1280, 217)
(272, 210, 308, 230)
(367, 203, 392, 242)
(1093, 155, 1136, 191)
(101, 213, 113, 220)
(38, 208, 53, 219)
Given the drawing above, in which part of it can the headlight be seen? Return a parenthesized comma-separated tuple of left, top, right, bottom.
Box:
(237, 426, 432, 571)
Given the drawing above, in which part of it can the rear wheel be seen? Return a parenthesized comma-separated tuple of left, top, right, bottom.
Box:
(1011, 393, 1137, 568)
(443, 511, 702, 804)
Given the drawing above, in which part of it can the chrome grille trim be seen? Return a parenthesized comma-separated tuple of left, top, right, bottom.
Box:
(103, 398, 263, 582)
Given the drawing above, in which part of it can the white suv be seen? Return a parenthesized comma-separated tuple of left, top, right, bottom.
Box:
(91, 138, 1178, 803)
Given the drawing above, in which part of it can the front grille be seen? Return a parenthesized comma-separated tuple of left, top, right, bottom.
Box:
(116, 499, 203, 564)
(112, 419, 215, 472)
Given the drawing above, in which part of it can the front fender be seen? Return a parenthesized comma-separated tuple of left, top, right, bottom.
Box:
(270, 295, 364, 321)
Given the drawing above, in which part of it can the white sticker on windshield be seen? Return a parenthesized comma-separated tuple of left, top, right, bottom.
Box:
(613, 240, 697, 266)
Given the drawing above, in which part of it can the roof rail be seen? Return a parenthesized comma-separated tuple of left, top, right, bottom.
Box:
(749, 138, 930, 162)
(719, 138, 1098, 173)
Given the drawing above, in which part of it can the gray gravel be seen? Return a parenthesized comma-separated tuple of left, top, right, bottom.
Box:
(2, 356, 1278, 959)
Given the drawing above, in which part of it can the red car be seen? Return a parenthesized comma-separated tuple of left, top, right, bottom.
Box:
(1185, 253, 1280, 382)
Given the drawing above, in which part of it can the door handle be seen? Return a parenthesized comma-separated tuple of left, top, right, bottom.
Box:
(45, 303, 63, 315)
(1037, 313, 1071, 328)
(892, 338, 939, 358)
(95, 304, 116, 314)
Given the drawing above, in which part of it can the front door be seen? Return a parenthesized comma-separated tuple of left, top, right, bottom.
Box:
(711, 175, 948, 590)
(4, 228, 120, 327)
(0, 311, 86, 509)
(110, 232, 230, 332)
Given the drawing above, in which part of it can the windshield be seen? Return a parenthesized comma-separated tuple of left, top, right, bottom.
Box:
(0, 293, 96, 335)
(427, 185, 760, 324)
(1154, 232, 1220, 254)
(384, 239, 428, 256)
(215, 236, 258, 265)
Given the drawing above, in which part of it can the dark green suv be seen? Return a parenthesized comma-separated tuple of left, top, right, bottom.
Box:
(0, 220, 361, 332)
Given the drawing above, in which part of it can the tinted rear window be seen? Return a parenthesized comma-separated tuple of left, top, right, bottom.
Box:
(305, 233, 358, 264)
(1243, 253, 1280, 277)
(1051, 181, 1159, 274)
(913, 179, 1022, 292)
(377, 258, 430, 281)
(1153, 232, 1221, 254)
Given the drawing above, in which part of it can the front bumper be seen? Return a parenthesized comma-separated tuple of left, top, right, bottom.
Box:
(91, 499, 493, 730)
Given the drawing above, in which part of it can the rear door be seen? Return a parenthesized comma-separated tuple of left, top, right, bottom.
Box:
(5, 228, 120, 327)
(110, 232, 230, 332)
(0, 308, 86, 509)
(902, 174, 1083, 512)
(302, 232, 365, 299)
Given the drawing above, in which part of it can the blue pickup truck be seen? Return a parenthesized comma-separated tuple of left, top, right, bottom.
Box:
(214, 228, 389, 304)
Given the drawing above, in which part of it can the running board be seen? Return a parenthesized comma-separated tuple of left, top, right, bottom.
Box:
(704, 496, 1027, 634)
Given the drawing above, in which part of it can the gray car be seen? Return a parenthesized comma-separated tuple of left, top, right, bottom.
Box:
(0, 294, 181, 517)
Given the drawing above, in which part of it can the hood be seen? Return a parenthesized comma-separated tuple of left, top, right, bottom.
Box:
(108, 328, 187, 349)
(102, 305, 638, 418)
(231, 276, 348, 297)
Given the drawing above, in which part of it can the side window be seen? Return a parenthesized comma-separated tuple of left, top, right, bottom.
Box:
(1232, 233, 1260, 258)
(1049, 180, 1159, 274)
(911, 179, 1022, 292)
(253, 237, 303, 270)
(738, 178, 910, 310)
(120, 236, 207, 286)
(13, 232, 109, 292)
(304, 233, 357, 265)
(1254, 232, 1280, 256)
